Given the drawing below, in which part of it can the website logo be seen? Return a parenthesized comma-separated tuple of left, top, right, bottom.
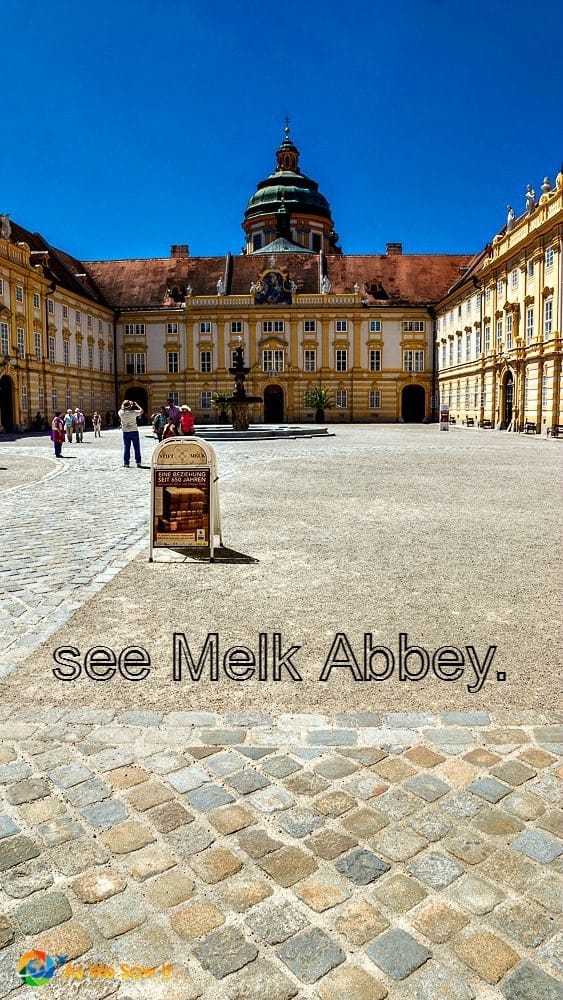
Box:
(18, 951, 56, 987)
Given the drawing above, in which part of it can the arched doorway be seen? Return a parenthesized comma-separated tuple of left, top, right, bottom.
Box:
(264, 384, 284, 423)
(502, 371, 514, 428)
(123, 386, 148, 421)
(0, 374, 15, 432)
(401, 384, 425, 423)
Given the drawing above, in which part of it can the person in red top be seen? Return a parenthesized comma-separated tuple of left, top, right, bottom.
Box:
(51, 411, 65, 457)
(179, 405, 195, 435)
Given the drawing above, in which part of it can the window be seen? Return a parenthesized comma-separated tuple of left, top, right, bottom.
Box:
(200, 350, 212, 372)
(98, 320, 103, 334)
(108, 352, 113, 374)
(524, 374, 529, 407)
(545, 247, 554, 270)
(476, 293, 482, 310)
(304, 320, 316, 332)
(51, 389, 57, 411)
(98, 349, 104, 372)
(496, 278, 503, 296)
(252, 234, 262, 252)
(87, 315, 92, 328)
(63, 340, 70, 366)
(506, 315, 513, 350)
(526, 307, 534, 343)
(34, 332, 42, 361)
(456, 383, 461, 407)
(456, 339, 462, 363)
(38, 386, 44, 412)
(90, 390, 95, 412)
(465, 333, 471, 360)
(65, 389, 72, 410)
(200, 321, 211, 334)
(482, 387, 487, 409)
(484, 325, 491, 352)
(75, 311, 81, 323)
(465, 382, 470, 407)
(47, 299, 54, 314)
(312, 233, 322, 252)
(262, 349, 284, 373)
(17, 327, 25, 359)
(167, 322, 178, 335)
(76, 343, 82, 368)
(335, 320, 347, 333)
(0, 322, 8, 355)
(511, 269, 519, 289)
(88, 346, 94, 370)
(369, 320, 382, 333)
(78, 391, 84, 411)
(466, 300, 472, 315)
(125, 352, 145, 374)
(262, 320, 284, 333)
(448, 341, 453, 365)
(527, 260, 535, 279)
(369, 349, 381, 372)
(62, 304, 68, 319)
(544, 299, 553, 338)
(33, 292, 40, 309)
(304, 349, 316, 372)
(542, 373, 547, 407)
(369, 389, 381, 408)
(168, 391, 180, 406)
(475, 330, 481, 353)
(403, 350, 424, 372)
(231, 321, 242, 333)
(441, 344, 446, 368)
(485, 287, 491, 303)
(474, 379, 479, 408)
(403, 320, 425, 332)
(16, 285, 23, 303)
(124, 323, 145, 336)
(167, 351, 179, 374)
(48, 336, 56, 364)
(201, 391, 212, 409)
(335, 349, 348, 372)
(336, 389, 348, 408)
(496, 320, 503, 347)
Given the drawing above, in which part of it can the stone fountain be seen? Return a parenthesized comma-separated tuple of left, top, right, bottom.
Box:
(228, 344, 262, 431)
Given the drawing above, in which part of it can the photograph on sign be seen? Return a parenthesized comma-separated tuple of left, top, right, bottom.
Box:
(152, 467, 211, 547)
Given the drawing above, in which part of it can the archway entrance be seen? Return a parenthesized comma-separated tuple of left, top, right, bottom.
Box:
(264, 384, 284, 422)
(502, 371, 514, 428)
(0, 375, 15, 432)
(401, 384, 425, 423)
(123, 386, 148, 421)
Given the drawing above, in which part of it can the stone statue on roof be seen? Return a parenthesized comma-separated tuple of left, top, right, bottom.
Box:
(525, 185, 536, 214)
(320, 274, 331, 294)
(0, 214, 11, 240)
(217, 277, 225, 295)
(506, 205, 515, 232)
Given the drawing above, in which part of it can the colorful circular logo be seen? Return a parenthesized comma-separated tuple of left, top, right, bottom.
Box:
(18, 951, 56, 987)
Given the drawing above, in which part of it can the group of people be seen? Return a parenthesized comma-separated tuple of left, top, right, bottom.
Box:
(152, 401, 195, 441)
(50, 409, 103, 457)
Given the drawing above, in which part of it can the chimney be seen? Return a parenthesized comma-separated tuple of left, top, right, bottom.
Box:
(171, 244, 189, 258)
(386, 242, 403, 256)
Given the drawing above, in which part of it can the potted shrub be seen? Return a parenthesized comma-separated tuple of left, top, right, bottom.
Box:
(211, 392, 231, 424)
(304, 387, 334, 423)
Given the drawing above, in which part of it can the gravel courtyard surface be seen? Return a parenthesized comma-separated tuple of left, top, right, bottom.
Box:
(0, 424, 559, 714)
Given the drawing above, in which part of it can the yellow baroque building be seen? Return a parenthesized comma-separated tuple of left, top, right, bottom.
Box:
(436, 172, 562, 433)
(0, 131, 560, 433)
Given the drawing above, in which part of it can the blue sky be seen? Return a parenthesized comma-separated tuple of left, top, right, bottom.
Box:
(3, 0, 561, 261)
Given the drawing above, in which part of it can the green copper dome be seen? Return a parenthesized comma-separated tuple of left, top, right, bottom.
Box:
(244, 129, 332, 223)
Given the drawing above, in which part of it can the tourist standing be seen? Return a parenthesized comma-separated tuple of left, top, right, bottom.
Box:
(92, 411, 102, 437)
(118, 399, 143, 467)
(152, 406, 167, 441)
(161, 416, 179, 439)
(179, 405, 195, 435)
(64, 409, 74, 443)
(51, 411, 64, 458)
(165, 398, 181, 429)
(74, 408, 85, 442)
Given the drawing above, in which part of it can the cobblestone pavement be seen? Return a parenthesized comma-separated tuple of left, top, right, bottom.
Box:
(0, 709, 561, 999)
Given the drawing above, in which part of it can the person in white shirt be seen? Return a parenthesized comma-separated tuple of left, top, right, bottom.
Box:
(118, 400, 143, 467)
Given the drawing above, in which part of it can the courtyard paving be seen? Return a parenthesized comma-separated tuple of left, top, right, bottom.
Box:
(0, 426, 561, 998)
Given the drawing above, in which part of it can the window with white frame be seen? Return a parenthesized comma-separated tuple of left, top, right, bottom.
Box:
(15, 285, 23, 303)
(466, 300, 471, 315)
(65, 389, 72, 410)
(167, 322, 178, 335)
(21, 385, 27, 411)
(304, 349, 316, 372)
(125, 352, 145, 374)
(76, 343, 82, 368)
(403, 350, 424, 372)
(336, 389, 348, 408)
(34, 332, 42, 361)
(47, 299, 54, 314)
(369, 389, 381, 408)
(231, 321, 242, 333)
(75, 311, 81, 323)
(465, 382, 470, 407)
(61, 304, 68, 319)
(403, 320, 425, 332)
(456, 339, 462, 363)
(441, 343, 446, 368)
(167, 351, 179, 374)
(335, 349, 348, 372)
(51, 388, 57, 411)
(496, 319, 503, 346)
(524, 374, 529, 407)
(88, 346, 94, 370)
(484, 325, 491, 352)
(168, 391, 179, 406)
(16, 327, 25, 359)
(456, 382, 461, 407)
(201, 391, 212, 409)
(465, 333, 471, 360)
(99, 349, 104, 372)
(482, 387, 487, 409)
(33, 292, 40, 309)
(262, 320, 284, 333)
(38, 386, 44, 412)
(511, 269, 518, 289)
(124, 323, 145, 336)
(448, 341, 453, 365)
(544, 298, 553, 337)
(369, 320, 382, 333)
(200, 321, 211, 334)
(98, 320, 103, 334)
(526, 307, 534, 343)
(304, 320, 316, 332)
(48, 336, 56, 364)
(476, 292, 482, 310)
(200, 350, 212, 372)
(545, 247, 554, 270)
(475, 329, 481, 353)
(448, 385, 452, 406)
(262, 349, 284, 373)
(542, 373, 547, 407)
(335, 320, 347, 333)
(369, 349, 381, 372)
(485, 287, 491, 302)
(506, 315, 513, 350)
(474, 379, 479, 408)
(63, 340, 70, 366)
(78, 391, 84, 410)
(527, 260, 535, 279)
(496, 278, 503, 297)
(87, 315, 92, 329)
